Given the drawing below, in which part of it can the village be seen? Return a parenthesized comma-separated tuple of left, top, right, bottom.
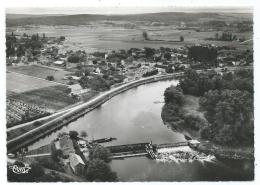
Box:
(6, 31, 253, 129)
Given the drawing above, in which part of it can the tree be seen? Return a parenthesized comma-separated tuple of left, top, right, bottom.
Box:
(46, 76, 54, 81)
(85, 159, 117, 182)
(142, 69, 158, 77)
(79, 75, 110, 91)
(69, 130, 79, 139)
(80, 131, 88, 138)
(144, 47, 155, 58)
(215, 33, 219, 40)
(180, 35, 184, 42)
(164, 85, 185, 105)
(188, 46, 217, 66)
(199, 89, 253, 146)
(184, 114, 206, 131)
(142, 31, 149, 40)
(164, 52, 171, 60)
(59, 36, 65, 41)
(67, 54, 80, 63)
(89, 145, 111, 163)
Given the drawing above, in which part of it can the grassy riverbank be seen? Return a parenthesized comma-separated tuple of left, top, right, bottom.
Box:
(161, 95, 254, 160)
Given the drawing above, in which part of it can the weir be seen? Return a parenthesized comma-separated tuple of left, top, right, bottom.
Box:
(107, 141, 196, 159)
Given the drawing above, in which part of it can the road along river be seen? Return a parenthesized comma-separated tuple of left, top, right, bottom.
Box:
(26, 78, 254, 181)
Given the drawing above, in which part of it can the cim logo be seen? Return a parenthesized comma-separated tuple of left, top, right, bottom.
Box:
(9, 165, 31, 174)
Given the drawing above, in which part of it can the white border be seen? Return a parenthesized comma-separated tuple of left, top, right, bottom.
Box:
(0, 0, 259, 185)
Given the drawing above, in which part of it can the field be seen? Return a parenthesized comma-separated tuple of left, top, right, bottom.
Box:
(7, 71, 58, 93)
(6, 18, 253, 53)
(8, 85, 79, 112)
(7, 65, 72, 84)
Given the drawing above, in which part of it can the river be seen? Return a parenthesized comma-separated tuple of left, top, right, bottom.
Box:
(28, 79, 253, 181)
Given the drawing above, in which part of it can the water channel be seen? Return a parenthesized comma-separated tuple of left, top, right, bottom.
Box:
(28, 79, 253, 181)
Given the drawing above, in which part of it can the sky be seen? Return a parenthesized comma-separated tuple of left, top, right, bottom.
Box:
(5, 0, 253, 15)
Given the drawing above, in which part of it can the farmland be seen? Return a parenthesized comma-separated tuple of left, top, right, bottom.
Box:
(7, 20, 252, 53)
(7, 65, 72, 84)
(7, 71, 58, 93)
(8, 85, 79, 112)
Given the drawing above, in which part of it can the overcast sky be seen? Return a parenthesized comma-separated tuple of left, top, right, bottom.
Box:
(6, 6, 253, 15)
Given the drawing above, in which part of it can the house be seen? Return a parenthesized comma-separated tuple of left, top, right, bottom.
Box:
(94, 67, 102, 74)
(54, 140, 61, 150)
(188, 140, 200, 148)
(232, 61, 240, 66)
(54, 60, 64, 66)
(59, 135, 75, 158)
(69, 153, 85, 175)
(69, 84, 83, 95)
(180, 21, 186, 28)
(71, 76, 81, 80)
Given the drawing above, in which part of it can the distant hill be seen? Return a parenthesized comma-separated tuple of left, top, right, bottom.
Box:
(6, 14, 65, 19)
(6, 12, 253, 26)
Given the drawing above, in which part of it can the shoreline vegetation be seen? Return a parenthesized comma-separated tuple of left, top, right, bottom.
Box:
(161, 69, 254, 160)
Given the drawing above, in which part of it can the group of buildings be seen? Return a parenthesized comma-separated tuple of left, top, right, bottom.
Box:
(53, 134, 90, 176)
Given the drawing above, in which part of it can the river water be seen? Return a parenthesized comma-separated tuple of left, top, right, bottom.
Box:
(28, 79, 254, 181)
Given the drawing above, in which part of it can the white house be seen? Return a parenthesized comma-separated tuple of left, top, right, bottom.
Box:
(69, 153, 85, 175)
(54, 60, 64, 66)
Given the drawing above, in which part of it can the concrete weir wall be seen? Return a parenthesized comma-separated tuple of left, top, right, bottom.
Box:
(7, 73, 183, 153)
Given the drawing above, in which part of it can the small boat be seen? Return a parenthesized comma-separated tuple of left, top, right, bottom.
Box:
(92, 137, 117, 143)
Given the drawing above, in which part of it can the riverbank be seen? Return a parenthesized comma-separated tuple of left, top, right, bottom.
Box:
(7, 73, 183, 153)
(161, 95, 254, 161)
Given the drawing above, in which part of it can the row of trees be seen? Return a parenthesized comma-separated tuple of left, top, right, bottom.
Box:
(6, 33, 45, 58)
(179, 69, 253, 96)
(79, 75, 110, 91)
(214, 32, 237, 41)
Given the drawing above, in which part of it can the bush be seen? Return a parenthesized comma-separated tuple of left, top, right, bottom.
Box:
(142, 69, 158, 77)
(89, 145, 111, 163)
(164, 86, 184, 105)
(85, 159, 117, 182)
(69, 130, 79, 139)
(46, 76, 54, 81)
